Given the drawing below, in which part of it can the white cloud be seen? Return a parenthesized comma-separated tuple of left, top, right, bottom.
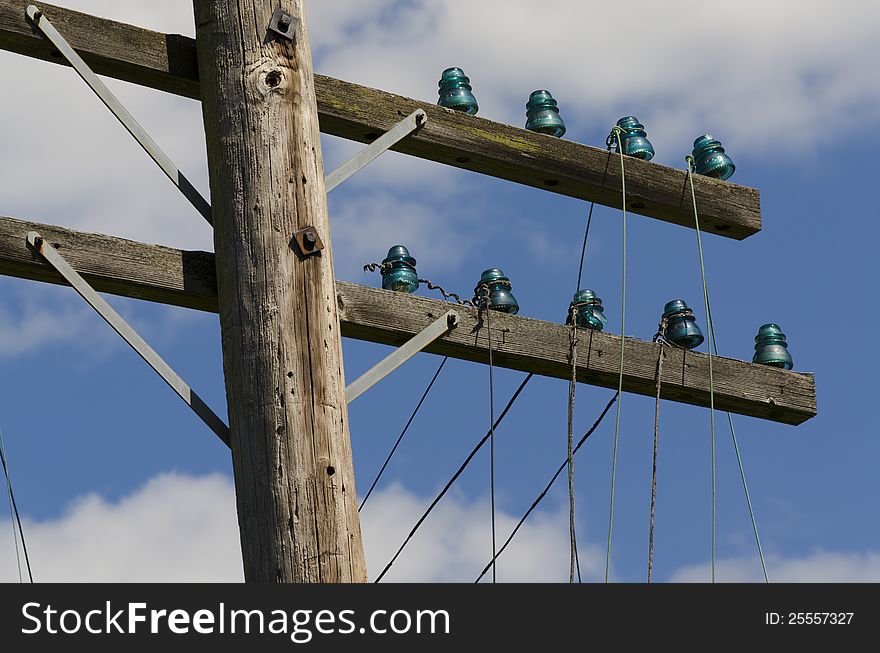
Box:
(0, 472, 603, 582)
(670, 551, 880, 583)
(4, 470, 876, 583)
(312, 0, 880, 162)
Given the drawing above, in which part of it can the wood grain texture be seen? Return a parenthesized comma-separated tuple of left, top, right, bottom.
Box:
(193, 0, 365, 583)
(0, 0, 761, 238)
(0, 215, 816, 426)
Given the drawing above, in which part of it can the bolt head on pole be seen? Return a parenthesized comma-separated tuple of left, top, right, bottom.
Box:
(662, 299, 704, 349)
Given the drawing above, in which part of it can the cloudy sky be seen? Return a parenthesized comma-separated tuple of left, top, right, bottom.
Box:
(1, 0, 878, 582)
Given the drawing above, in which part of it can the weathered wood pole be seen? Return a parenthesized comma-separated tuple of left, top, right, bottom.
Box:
(192, 0, 367, 582)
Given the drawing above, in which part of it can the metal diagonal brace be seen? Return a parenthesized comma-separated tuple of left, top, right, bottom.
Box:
(325, 109, 427, 192)
(25, 6, 213, 226)
(26, 231, 230, 446)
(346, 310, 458, 403)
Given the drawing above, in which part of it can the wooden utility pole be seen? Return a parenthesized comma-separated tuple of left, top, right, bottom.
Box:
(192, 0, 366, 582)
(0, 0, 818, 585)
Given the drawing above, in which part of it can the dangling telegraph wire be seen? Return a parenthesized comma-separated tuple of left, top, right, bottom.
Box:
(375, 373, 533, 583)
(604, 125, 629, 583)
(475, 391, 619, 582)
(685, 159, 769, 583)
(685, 156, 718, 583)
(0, 425, 33, 583)
(359, 357, 448, 512)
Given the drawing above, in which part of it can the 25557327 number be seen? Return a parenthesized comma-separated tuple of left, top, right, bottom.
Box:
(765, 612, 853, 625)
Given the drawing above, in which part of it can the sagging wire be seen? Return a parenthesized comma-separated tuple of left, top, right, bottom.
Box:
(0, 425, 33, 582)
(359, 357, 448, 512)
(685, 159, 769, 583)
(375, 373, 534, 583)
(604, 124, 629, 583)
(474, 391, 619, 582)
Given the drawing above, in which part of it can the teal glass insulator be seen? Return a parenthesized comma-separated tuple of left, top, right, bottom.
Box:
(525, 90, 566, 137)
(615, 116, 654, 160)
(474, 268, 519, 314)
(381, 245, 419, 293)
(437, 67, 479, 115)
(692, 134, 735, 180)
(567, 289, 607, 330)
(662, 299, 704, 349)
(752, 323, 793, 370)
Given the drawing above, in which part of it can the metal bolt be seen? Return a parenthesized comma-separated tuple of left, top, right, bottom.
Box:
(302, 231, 317, 249)
(279, 14, 291, 31)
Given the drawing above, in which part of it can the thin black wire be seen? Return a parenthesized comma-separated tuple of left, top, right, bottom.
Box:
(475, 391, 619, 582)
(359, 357, 448, 512)
(374, 373, 534, 583)
(486, 306, 497, 583)
(574, 202, 597, 294)
(0, 433, 33, 583)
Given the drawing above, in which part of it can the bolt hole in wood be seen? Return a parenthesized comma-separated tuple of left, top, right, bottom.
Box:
(326, 466, 336, 476)
(265, 69, 283, 87)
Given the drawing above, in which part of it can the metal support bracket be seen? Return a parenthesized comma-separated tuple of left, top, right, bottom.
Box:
(26, 231, 230, 446)
(346, 310, 458, 403)
(291, 226, 324, 256)
(325, 109, 427, 192)
(268, 8, 298, 40)
(25, 5, 214, 226)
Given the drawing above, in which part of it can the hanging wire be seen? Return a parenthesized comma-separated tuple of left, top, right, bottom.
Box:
(685, 156, 718, 583)
(604, 126, 628, 583)
(574, 202, 597, 294)
(475, 391, 619, 582)
(647, 321, 668, 583)
(375, 373, 533, 583)
(0, 426, 33, 583)
(567, 310, 578, 583)
(480, 285, 499, 583)
(359, 357, 448, 512)
(685, 163, 769, 583)
(1, 428, 22, 582)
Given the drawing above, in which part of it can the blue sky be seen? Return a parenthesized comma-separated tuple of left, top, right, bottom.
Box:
(1, 0, 878, 582)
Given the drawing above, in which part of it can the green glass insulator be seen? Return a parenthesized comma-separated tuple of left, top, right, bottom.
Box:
(752, 323, 793, 370)
(692, 134, 735, 180)
(662, 299, 704, 349)
(473, 268, 519, 314)
(381, 245, 419, 293)
(567, 289, 606, 330)
(437, 67, 479, 115)
(615, 116, 654, 160)
(525, 90, 566, 137)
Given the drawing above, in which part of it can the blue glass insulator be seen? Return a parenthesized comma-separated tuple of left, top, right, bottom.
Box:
(525, 90, 566, 137)
(692, 134, 735, 180)
(662, 299, 704, 349)
(567, 289, 606, 331)
(381, 245, 419, 293)
(437, 67, 479, 115)
(752, 323, 793, 370)
(615, 116, 654, 160)
(474, 268, 519, 314)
